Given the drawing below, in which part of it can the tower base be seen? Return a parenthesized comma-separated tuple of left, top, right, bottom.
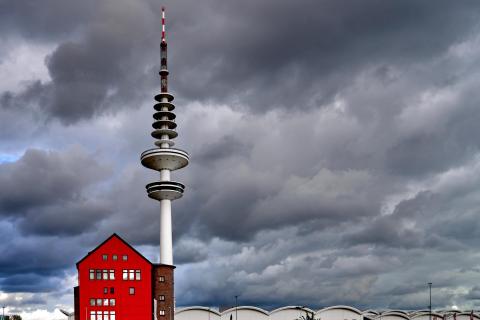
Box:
(153, 264, 175, 320)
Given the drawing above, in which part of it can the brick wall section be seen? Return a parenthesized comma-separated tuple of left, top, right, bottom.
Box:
(153, 265, 175, 320)
(74, 286, 79, 320)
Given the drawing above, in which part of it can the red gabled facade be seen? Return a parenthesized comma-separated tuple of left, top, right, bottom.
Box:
(75, 234, 154, 320)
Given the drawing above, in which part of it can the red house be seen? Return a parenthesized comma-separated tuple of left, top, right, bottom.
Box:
(75, 234, 174, 320)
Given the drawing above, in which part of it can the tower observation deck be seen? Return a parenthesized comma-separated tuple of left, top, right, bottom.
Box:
(140, 7, 189, 266)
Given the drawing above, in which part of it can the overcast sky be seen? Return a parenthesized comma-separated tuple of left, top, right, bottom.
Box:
(2, 0, 480, 319)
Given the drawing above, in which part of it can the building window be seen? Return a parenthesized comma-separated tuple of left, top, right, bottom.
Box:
(110, 287, 114, 294)
(110, 298, 115, 306)
(112, 255, 118, 261)
(159, 295, 165, 301)
(129, 287, 135, 295)
(90, 298, 95, 306)
(102, 270, 109, 280)
(103, 287, 108, 294)
(109, 269, 115, 280)
(122, 255, 128, 261)
(122, 269, 141, 281)
(159, 276, 165, 282)
(96, 270, 102, 280)
(102, 254, 108, 261)
(89, 269, 95, 280)
(89, 310, 115, 320)
(104, 298, 109, 306)
(159, 310, 166, 316)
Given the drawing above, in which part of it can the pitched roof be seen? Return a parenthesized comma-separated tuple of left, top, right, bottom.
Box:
(76, 233, 152, 267)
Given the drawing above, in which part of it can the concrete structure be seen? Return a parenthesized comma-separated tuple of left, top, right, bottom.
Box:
(140, 7, 188, 320)
(175, 306, 480, 320)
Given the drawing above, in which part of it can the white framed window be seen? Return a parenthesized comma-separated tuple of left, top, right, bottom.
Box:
(90, 311, 95, 320)
(90, 298, 95, 306)
(102, 270, 108, 280)
(159, 295, 165, 301)
(122, 255, 128, 261)
(159, 310, 166, 316)
(109, 269, 115, 280)
(96, 298, 102, 306)
(97, 311, 103, 320)
(122, 270, 128, 280)
(103, 298, 109, 306)
(102, 254, 108, 261)
(159, 276, 165, 282)
(112, 255, 118, 261)
(89, 270, 95, 280)
(129, 269, 135, 280)
(110, 298, 115, 306)
(135, 270, 141, 280)
(110, 311, 116, 320)
(96, 270, 102, 280)
(129, 287, 135, 295)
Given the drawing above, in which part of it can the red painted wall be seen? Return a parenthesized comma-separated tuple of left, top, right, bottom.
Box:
(77, 235, 153, 320)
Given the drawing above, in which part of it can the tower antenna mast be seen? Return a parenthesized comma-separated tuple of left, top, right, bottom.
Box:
(141, 7, 189, 320)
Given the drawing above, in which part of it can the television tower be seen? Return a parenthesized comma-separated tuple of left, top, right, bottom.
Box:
(140, 7, 188, 320)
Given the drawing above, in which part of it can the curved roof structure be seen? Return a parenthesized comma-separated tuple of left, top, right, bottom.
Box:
(377, 311, 411, 320)
(318, 305, 363, 315)
(221, 306, 270, 316)
(176, 306, 221, 316)
(270, 306, 315, 315)
(175, 305, 480, 320)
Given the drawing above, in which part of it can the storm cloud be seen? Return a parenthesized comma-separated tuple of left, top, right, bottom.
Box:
(2, 0, 480, 319)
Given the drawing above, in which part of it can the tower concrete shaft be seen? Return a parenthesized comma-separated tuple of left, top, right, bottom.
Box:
(140, 7, 189, 266)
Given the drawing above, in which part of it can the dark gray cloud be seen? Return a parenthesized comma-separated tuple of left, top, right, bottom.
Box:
(3, 0, 480, 318)
(0, 147, 110, 221)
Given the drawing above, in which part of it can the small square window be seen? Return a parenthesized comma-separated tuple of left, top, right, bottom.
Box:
(129, 287, 135, 295)
(90, 298, 95, 306)
(104, 287, 108, 294)
(159, 295, 165, 301)
(158, 276, 165, 282)
(159, 310, 165, 316)
(110, 298, 115, 306)
(102, 254, 108, 261)
(122, 255, 128, 261)
(112, 255, 118, 261)
(110, 287, 115, 294)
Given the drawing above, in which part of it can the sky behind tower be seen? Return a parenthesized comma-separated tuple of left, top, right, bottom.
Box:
(2, 0, 480, 319)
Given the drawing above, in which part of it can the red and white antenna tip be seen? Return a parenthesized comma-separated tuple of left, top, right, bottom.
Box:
(161, 7, 166, 42)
